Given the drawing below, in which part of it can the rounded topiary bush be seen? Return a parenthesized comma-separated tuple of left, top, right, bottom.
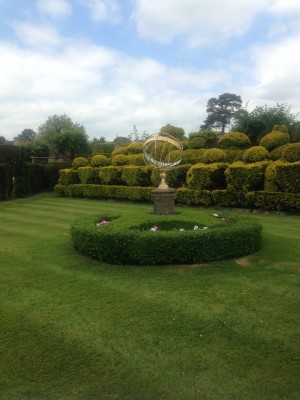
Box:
(260, 130, 290, 151)
(270, 144, 290, 160)
(112, 154, 129, 166)
(203, 148, 226, 163)
(189, 137, 206, 149)
(111, 146, 128, 157)
(218, 132, 251, 149)
(281, 143, 300, 162)
(91, 154, 109, 167)
(242, 146, 270, 163)
(72, 157, 89, 169)
(126, 142, 144, 154)
(71, 212, 262, 265)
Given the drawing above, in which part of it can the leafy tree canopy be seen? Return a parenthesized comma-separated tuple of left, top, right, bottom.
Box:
(38, 114, 85, 143)
(201, 93, 242, 134)
(0, 136, 6, 144)
(232, 103, 299, 144)
(14, 128, 36, 142)
(51, 129, 89, 159)
(159, 124, 186, 141)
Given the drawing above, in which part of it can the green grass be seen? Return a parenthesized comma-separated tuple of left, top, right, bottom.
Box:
(0, 193, 299, 400)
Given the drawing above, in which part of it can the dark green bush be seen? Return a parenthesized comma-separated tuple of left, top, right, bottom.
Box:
(276, 161, 300, 193)
(99, 166, 123, 185)
(242, 146, 270, 163)
(71, 213, 262, 265)
(225, 161, 269, 192)
(121, 166, 151, 186)
(250, 191, 300, 212)
(282, 143, 300, 162)
(189, 137, 206, 149)
(222, 149, 245, 163)
(187, 163, 227, 190)
(176, 188, 213, 206)
(270, 144, 290, 160)
(218, 132, 250, 149)
(183, 149, 206, 164)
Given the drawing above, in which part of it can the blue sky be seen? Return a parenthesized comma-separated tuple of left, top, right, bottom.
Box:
(1, 0, 300, 141)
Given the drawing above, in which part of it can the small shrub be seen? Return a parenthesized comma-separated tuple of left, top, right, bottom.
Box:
(203, 148, 226, 164)
(282, 143, 300, 163)
(121, 166, 151, 186)
(276, 161, 300, 193)
(183, 149, 206, 164)
(189, 137, 206, 149)
(127, 154, 146, 166)
(72, 157, 89, 169)
(218, 132, 250, 149)
(58, 168, 79, 186)
(111, 146, 128, 157)
(222, 149, 245, 163)
(270, 144, 290, 160)
(242, 146, 270, 163)
(264, 160, 282, 192)
(91, 154, 109, 167)
(225, 161, 269, 192)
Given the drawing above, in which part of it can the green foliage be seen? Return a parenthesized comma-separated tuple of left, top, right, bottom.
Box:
(111, 146, 128, 157)
(14, 128, 36, 142)
(218, 132, 251, 149)
(242, 146, 270, 163)
(77, 166, 98, 184)
(91, 141, 114, 156)
(52, 130, 89, 159)
(91, 154, 109, 167)
(251, 191, 300, 212)
(127, 154, 146, 166)
(189, 136, 206, 149)
(225, 161, 269, 191)
(58, 168, 79, 186)
(112, 154, 129, 166)
(121, 166, 151, 186)
(99, 166, 123, 185)
(72, 157, 89, 169)
(201, 93, 242, 133)
(276, 161, 300, 193)
(71, 213, 262, 265)
(187, 163, 227, 190)
(159, 124, 185, 140)
(281, 143, 300, 162)
(259, 129, 290, 151)
(176, 188, 213, 206)
(222, 149, 245, 163)
(270, 144, 290, 160)
(38, 114, 86, 142)
(232, 103, 298, 144)
(126, 142, 144, 154)
(188, 130, 218, 148)
(264, 160, 282, 192)
(203, 148, 226, 163)
(0, 145, 22, 163)
(183, 149, 206, 164)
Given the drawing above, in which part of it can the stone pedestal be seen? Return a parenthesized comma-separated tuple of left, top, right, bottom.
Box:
(152, 187, 177, 215)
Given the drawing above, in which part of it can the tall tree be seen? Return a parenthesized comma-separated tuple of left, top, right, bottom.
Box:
(51, 130, 89, 159)
(38, 114, 85, 143)
(201, 93, 242, 134)
(14, 128, 36, 142)
(0, 136, 6, 144)
(232, 103, 299, 144)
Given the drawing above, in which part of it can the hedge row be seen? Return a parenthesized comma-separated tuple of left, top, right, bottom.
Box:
(71, 213, 262, 265)
(54, 183, 300, 212)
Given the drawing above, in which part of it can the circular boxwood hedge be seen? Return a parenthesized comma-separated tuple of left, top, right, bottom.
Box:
(71, 212, 262, 265)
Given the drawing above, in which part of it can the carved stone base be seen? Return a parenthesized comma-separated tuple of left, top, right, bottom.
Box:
(151, 187, 177, 215)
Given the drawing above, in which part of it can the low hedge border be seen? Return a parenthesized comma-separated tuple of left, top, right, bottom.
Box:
(71, 212, 262, 265)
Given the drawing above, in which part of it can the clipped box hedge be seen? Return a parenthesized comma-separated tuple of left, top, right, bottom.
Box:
(71, 212, 262, 265)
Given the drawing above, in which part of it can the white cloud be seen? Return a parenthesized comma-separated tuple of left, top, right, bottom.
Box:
(11, 21, 62, 48)
(269, 0, 300, 14)
(37, 0, 72, 19)
(132, 0, 273, 47)
(78, 0, 121, 23)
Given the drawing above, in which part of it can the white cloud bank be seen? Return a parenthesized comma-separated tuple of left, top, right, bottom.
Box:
(1, 0, 300, 140)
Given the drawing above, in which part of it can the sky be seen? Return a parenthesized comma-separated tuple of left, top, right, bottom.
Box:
(1, 0, 300, 141)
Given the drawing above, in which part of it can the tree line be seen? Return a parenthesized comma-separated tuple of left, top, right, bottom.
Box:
(1, 94, 299, 160)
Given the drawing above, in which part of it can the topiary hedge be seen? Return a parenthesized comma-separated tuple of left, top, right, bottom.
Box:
(71, 212, 262, 265)
(225, 161, 269, 192)
(242, 146, 270, 163)
(260, 130, 290, 151)
(203, 148, 226, 163)
(281, 143, 300, 163)
(187, 163, 227, 190)
(218, 132, 251, 149)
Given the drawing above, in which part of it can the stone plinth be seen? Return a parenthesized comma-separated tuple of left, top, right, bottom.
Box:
(151, 187, 177, 215)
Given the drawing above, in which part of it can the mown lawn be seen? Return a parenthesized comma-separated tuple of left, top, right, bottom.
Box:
(0, 193, 299, 400)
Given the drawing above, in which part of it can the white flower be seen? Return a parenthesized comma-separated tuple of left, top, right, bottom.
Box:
(179, 228, 185, 231)
(193, 225, 199, 230)
(213, 213, 219, 217)
(203, 226, 208, 230)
